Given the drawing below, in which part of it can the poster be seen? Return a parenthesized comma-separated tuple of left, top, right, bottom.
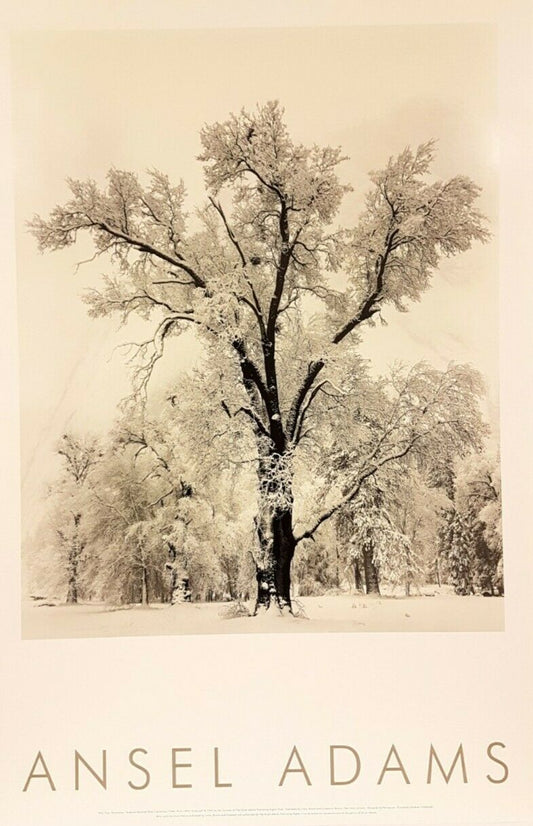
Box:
(1, 2, 532, 824)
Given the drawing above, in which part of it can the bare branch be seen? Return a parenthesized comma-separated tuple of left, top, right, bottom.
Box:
(234, 406, 270, 440)
(209, 196, 247, 268)
(152, 278, 196, 287)
(292, 381, 328, 445)
(147, 489, 175, 508)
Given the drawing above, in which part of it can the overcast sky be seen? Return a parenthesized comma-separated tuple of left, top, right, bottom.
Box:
(11, 25, 498, 532)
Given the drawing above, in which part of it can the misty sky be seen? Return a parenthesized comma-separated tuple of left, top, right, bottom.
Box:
(11, 25, 498, 532)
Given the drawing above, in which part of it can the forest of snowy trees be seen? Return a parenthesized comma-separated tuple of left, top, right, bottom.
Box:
(26, 424, 503, 609)
(24, 102, 503, 620)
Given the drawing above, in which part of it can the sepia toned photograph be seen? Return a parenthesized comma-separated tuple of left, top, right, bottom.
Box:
(14, 24, 502, 639)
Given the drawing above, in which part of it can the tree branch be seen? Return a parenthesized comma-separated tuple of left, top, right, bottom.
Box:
(95, 220, 206, 288)
(294, 429, 433, 544)
(288, 229, 399, 439)
(208, 197, 246, 268)
(208, 197, 267, 339)
(234, 406, 270, 439)
(231, 337, 271, 415)
(292, 381, 328, 445)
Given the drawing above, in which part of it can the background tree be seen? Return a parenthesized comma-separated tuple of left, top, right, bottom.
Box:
(32, 433, 101, 604)
(292, 523, 343, 596)
(88, 408, 254, 605)
(337, 480, 413, 596)
(83, 445, 169, 605)
(387, 466, 451, 595)
(443, 452, 502, 595)
(30, 101, 490, 611)
(335, 463, 450, 596)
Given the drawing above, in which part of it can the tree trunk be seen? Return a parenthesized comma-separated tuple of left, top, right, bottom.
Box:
(353, 560, 364, 592)
(405, 545, 411, 596)
(255, 566, 276, 611)
(254, 508, 296, 613)
(362, 544, 380, 594)
(273, 510, 296, 610)
(141, 566, 148, 606)
(66, 571, 78, 604)
(253, 511, 275, 611)
(67, 514, 82, 604)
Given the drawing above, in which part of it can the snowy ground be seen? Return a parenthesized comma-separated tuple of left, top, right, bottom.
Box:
(22, 590, 504, 639)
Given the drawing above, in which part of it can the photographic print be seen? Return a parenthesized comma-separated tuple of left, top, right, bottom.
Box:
(1, 3, 532, 826)
(16, 24, 502, 639)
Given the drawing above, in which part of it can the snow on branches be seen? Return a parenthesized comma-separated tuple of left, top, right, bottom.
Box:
(345, 142, 490, 316)
(29, 102, 492, 608)
(294, 361, 485, 544)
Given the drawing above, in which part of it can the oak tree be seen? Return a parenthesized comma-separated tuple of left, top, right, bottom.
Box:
(31, 102, 490, 611)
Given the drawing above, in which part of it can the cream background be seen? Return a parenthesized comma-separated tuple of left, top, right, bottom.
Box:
(0, 2, 532, 825)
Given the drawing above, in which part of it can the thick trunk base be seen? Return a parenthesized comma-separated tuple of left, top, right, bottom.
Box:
(253, 510, 296, 614)
(273, 510, 295, 609)
(254, 567, 276, 614)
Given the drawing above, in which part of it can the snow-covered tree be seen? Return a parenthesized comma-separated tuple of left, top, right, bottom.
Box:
(338, 481, 410, 595)
(445, 509, 477, 595)
(30, 101, 490, 611)
(82, 446, 168, 604)
(444, 452, 502, 595)
(335, 463, 450, 595)
(292, 522, 344, 596)
(31, 434, 102, 603)
(65, 406, 256, 606)
(389, 467, 451, 594)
